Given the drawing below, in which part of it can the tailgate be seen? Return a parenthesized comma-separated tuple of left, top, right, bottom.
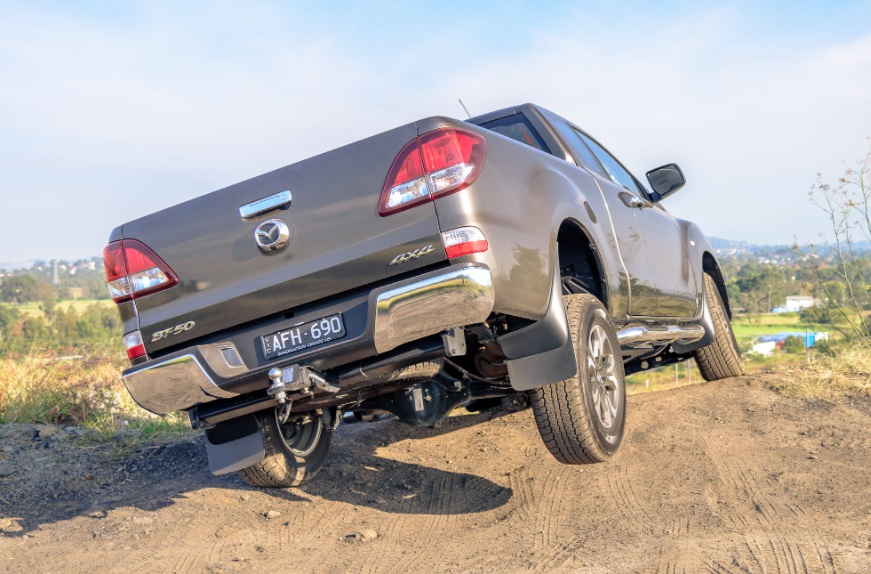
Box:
(123, 122, 446, 354)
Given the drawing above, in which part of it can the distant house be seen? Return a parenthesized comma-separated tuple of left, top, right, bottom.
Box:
(783, 295, 817, 312)
(750, 331, 829, 355)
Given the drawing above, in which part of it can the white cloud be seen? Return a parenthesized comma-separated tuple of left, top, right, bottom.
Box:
(425, 7, 871, 244)
(0, 4, 869, 260)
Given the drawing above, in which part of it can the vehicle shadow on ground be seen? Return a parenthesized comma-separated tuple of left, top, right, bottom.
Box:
(2, 410, 513, 535)
(298, 409, 515, 514)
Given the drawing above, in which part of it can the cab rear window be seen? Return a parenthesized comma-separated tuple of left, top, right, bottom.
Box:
(480, 114, 550, 153)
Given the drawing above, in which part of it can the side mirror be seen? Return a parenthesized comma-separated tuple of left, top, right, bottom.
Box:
(645, 163, 685, 202)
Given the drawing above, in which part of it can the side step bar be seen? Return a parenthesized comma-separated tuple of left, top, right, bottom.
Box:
(617, 324, 706, 349)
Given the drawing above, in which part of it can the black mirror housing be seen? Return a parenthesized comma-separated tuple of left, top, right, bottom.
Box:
(645, 163, 685, 202)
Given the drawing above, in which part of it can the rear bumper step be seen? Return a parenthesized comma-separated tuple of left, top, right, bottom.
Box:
(123, 264, 494, 415)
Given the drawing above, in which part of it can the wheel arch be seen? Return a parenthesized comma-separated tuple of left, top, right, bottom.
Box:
(702, 251, 732, 318)
(556, 218, 610, 309)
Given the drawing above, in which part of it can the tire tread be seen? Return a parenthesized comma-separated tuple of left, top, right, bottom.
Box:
(695, 274, 744, 381)
(239, 413, 328, 488)
(530, 294, 621, 464)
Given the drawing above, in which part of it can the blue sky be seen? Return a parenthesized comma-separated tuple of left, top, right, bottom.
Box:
(1, 1, 870, 262)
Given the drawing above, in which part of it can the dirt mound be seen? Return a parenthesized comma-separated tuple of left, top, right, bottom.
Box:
(1, 376, 869, 573)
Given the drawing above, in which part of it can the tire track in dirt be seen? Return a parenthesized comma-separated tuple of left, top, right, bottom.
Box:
(527, 468, 592, 573)
(363, 473, 485, 574)
(532, 468, 576, 552)
(170, 549, 202, 574)
(700, 436, 839, 574)
(604, 463, 655, 532)
(654, 547, 690, 574)
(3, 379, 868, 574)
(274, 498, 336, 573)
(532, 463, 655, 573)
(380, 476, 457, 574)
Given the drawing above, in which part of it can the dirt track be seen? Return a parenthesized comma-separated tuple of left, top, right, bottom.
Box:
(1, 375, 869, 573)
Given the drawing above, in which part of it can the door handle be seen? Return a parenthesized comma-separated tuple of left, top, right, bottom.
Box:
(618, 191, 647, 209)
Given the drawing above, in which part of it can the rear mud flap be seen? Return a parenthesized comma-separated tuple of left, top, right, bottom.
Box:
(204, 415, 266, 476)
(498, 261, 577, 391)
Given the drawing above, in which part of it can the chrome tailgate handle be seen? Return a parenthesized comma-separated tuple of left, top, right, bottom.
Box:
(239, 190, 292, 219)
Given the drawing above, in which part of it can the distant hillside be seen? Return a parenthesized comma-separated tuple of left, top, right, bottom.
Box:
(0, 260, 36, 272)
(709, 236, 871, 255)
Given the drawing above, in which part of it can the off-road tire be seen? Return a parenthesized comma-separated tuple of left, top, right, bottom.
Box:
(530, 293, 626, 464)
(240, 410, 332, 488)
(695, 273, 744, 381)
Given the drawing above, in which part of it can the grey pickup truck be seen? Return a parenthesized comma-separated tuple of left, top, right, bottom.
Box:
(104, 103, 742, 486)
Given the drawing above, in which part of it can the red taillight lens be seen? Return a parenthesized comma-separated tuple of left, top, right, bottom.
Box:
(379, 128, 486, 216)
(442, 226, 489, 259)
(102, 239, 178, 302)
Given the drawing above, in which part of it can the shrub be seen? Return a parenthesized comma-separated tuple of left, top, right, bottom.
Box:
(812, 338, 836, 356)
(0, 303, 121, 356)
(783, 336, 805, 354)
(0, 355, 188, 437)
(800, 306, 831, 324)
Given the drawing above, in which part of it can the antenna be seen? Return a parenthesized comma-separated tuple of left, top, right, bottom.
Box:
(457, 98, 472, 119)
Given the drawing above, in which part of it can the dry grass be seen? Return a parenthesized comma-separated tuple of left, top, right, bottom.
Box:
(627, 339, 870, 400)
(7, 299, 114, 318)
(0, 354, 190, 439)
(768, 340, 871, 400)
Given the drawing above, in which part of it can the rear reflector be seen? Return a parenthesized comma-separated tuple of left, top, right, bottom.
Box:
(379, 128, 486, 216)
(103, 239, 178, 302)
(124, 330, 147, 361)
(442, 226, 488, 259)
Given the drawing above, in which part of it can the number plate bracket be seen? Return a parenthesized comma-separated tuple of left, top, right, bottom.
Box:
(259, 313, 346, 361)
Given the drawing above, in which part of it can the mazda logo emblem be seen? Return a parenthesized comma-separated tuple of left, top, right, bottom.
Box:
(254, 219, 290, 252)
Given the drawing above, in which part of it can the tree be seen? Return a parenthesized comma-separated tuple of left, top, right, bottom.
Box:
(808, 139, 871, 338)
(0, 275, 56, 304)
(0, 305, 18, 338)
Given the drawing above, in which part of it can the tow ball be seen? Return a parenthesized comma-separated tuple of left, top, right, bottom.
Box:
(266, 365, 340, 404)
(267, 365, 340, 424)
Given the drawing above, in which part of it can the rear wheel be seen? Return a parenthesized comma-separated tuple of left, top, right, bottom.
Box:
(530, 293, 626, 464)
(694, 273, 744, 381)
(240, 410, 332, 488)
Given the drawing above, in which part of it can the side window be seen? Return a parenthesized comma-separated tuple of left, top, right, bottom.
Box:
(577, 132, 643, 195)
(533, 110, 608, 177)
(563, 128, 608, 178)
(480, 114, 550, 153)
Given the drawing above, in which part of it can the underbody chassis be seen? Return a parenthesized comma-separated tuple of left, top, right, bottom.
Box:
(121, 261, 715, 478)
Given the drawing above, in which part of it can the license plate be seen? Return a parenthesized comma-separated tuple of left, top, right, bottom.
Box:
(260, 314, 346, 360)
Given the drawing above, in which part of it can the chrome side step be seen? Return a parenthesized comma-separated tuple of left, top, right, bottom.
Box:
(617, 324, 706, 349)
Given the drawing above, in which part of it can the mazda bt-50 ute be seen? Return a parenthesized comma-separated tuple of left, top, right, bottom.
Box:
(104, 103, 743, 486)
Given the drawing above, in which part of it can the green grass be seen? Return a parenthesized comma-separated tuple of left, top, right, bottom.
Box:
(731, 312, 833, 345)
(626, 312, 832, 394)
(0, 354, 192, 444)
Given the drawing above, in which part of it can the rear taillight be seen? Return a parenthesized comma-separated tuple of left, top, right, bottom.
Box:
(124, 330, 147, 361)
(102, 239, 178, 303)
(379, 128, 486, 216)
(442, 226, 489, 258)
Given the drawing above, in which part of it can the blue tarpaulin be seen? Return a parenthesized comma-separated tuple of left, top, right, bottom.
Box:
(757, 332, 819, 347)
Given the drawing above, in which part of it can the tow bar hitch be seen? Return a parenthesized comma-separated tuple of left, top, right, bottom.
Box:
(266, 365, 340, 405)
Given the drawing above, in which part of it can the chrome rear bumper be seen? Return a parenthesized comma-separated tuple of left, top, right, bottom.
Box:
(122, 354, 238, 415)
(122, 264, 495, 415)
(373, 264, 495, 353)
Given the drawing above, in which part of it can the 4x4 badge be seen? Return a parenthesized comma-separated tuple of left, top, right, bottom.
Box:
(389, 244, 435, 266)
